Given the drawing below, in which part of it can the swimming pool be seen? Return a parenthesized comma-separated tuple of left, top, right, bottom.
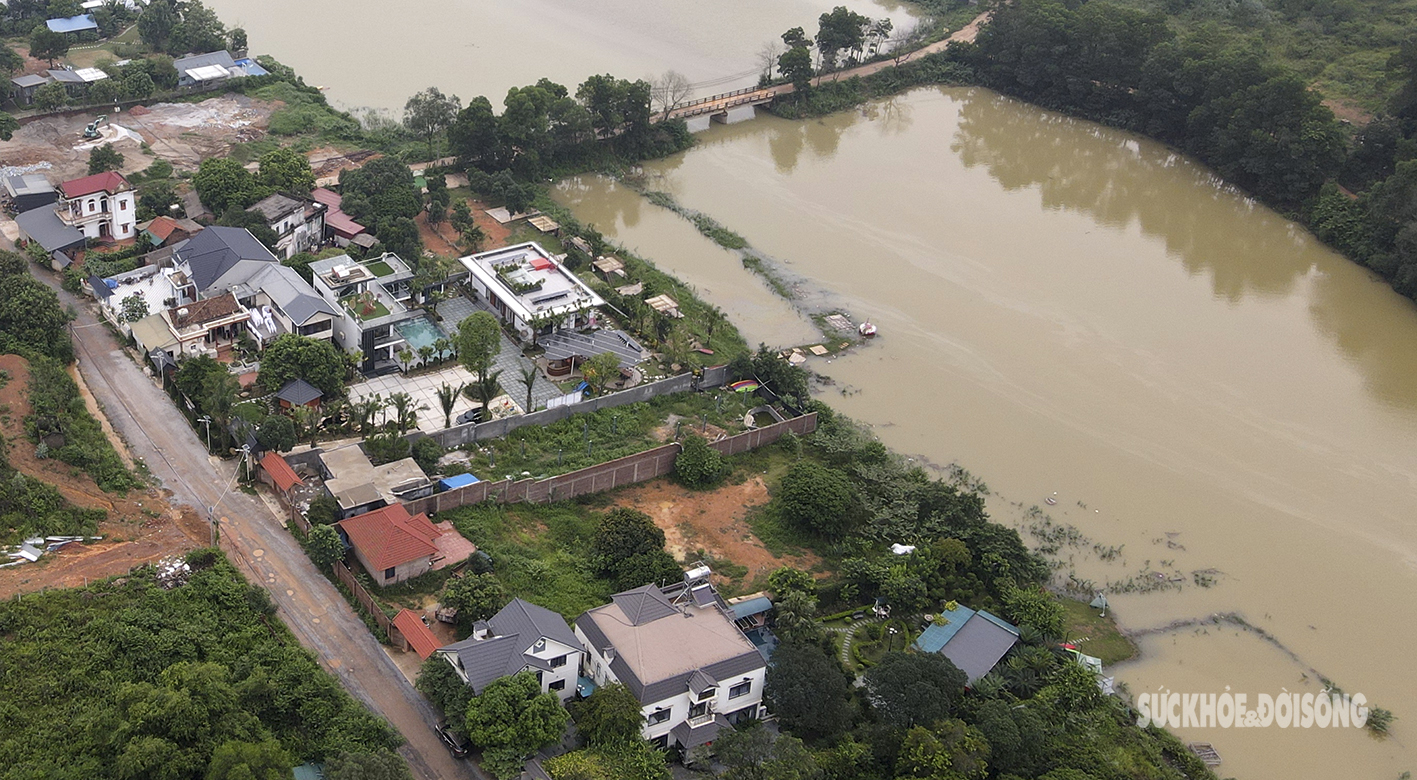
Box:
(395, 316, 450, 357)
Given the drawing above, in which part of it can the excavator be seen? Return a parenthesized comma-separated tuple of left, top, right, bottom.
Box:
(81, 115, 107, 140)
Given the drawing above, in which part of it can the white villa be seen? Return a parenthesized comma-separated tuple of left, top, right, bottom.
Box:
(437, 598, 584, 702)
(574, 567, 767, 751)
(460, 242, 605, 342)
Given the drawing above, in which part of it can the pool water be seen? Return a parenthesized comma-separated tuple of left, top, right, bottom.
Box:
(395, 316, 450, 357)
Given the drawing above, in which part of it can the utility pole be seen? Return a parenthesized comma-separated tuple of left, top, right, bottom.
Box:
(197, 415, 213, 454)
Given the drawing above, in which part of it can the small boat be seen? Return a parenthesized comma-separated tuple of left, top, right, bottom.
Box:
(1045, 497, 1057, 506)
(858, 321, 877, 338)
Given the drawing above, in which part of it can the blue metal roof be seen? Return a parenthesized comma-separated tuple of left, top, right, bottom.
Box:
(913, 605, 978, 654)
(439, 473, 479, 490)
(47, 14, 97, 33)
(729, 596, 773, 619)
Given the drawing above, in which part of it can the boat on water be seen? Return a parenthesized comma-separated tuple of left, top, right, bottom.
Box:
(859, 321, 877, 338)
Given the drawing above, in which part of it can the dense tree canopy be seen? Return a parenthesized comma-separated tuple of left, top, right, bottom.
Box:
(863, 652, 968, 729)
(257, 147, 316, 194)
(775, 460, 860, 538)
(441, 572, 508, 631)
(573, 683, 644, 747)
(464, 672, 569, 779)
(589, 507, 682, 591)
(764, 641, 854, 740)
(195, 157, 263, 215)
(0, 265, 74, 363)
(257, 334, 348, 398)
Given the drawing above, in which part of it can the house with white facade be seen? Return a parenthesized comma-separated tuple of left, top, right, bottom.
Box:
(56, 171, 136, 242)
(460, 242, 604, 342)
(308, 253, 426, 372)
(575, 568, 767, 751)
(437, 598, 583, 703)
(246, 193, 326, 259)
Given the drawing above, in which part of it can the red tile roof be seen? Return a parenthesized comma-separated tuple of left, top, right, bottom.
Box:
(144, 215, 182, 242)
(60, 170, 130, 199)
(336, 504, 442, 571)
(260, 452, 303, 492)
(393, 609, 442, 659)
(312, 186, 366, 237)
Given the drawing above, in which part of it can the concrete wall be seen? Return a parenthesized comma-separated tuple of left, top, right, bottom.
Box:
(404, 412, 817, 517)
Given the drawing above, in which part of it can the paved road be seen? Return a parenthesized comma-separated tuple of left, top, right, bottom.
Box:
(35, 271, 479, 780)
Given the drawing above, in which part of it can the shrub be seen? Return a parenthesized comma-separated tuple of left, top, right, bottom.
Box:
(673, 433, 723, 488)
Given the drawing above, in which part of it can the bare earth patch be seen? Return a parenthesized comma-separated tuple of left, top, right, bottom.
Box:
(0, 354, 207, 597)
(610, 476, 819, 586)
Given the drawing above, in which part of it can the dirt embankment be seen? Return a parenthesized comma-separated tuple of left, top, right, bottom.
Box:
(0, 354, 207, 597)
(611, 475, 820, 587)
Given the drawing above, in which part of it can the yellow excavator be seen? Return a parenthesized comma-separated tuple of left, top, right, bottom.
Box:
(81, 115, 107, 140)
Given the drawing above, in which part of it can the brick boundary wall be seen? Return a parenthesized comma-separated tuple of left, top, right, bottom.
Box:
(403, 412, 817, 517)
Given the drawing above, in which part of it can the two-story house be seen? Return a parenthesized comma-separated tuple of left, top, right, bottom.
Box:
(574, 568, 767, 751)
(246, 193, 326, 259)
(56, 171, 136, 242)
(437, 598, 584, 702)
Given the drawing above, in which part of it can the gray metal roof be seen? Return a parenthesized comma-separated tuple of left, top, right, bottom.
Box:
(938, 613, 1020, 684)
(89, 275, 112, 300)
(15, 207, 83, 253)
(669, 714, 730, 748)
(687, 668, 717, 696)
(173, 50, 237, 73)
(177, 226, 278, 292)
(439, 598, 580, 694)
(245, 262, 338, 325)
(277, 378, 322, 406)
(11, 74, 49, 88)
(46, 68, 84, 83)
(610, 585, 680, 626)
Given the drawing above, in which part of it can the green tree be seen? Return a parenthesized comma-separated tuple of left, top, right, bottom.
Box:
(448, 95, 508, 171)
(516, 366, 538, 414)
(465, 368, 503, 419)
(580, 351, 620, 396)
(306, 494, 340, 525)
(464, 672, 570, 779)
(339, 156, 422, 226)
(815, 6, 871, 70)
(775, 460, 859, 538)
(256, 414, 297, 453)
(971, 698, 1048, 777)
(764, 641, 852, 741)
(418, 655, 475, 734)
(119, 293, 148, 323)
(455, 311, 502, 382)
(1001, 585, 1065, 636)
(590, 508, 682, 591)
(714, 722, 820, 780)
(28, 25, 69, 67)
(123, 69, 156, 100)
(306, 523, 345, 570)
(257, 147, 315, 194)
(137, 0, 179, 52)
(257, 333, 347, 398)
(32, 81, 69, 112)
(282, 252, 317, 284)
(88, 76, 120, 105)
(778, 47, 814, 93)
(897, 720, 990, 780)
(0, 44, 23, 77)
(205, 739, 293, 780)
(323, 751, 413, 780)
(767, 566, 816, 599)
(673, 433, 723, 488)
(772, 590, 823, 647)
(862, 652, 967, 729)
(441, 572, 507, 631)
(404, 86, 462, 159)
(88, 144, 125, 175)
(0, 112, 17, 142)
(434, 381, 465, 428)
(574, 683, 643, 747)
(228, 27, 247, 52)
(0, 272, 75, 363)
(195, 157, 263, 215)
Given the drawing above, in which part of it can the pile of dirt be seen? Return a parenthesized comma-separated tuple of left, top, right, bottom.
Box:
(0, 354, 207, 597)
(610, 475, 820, 586)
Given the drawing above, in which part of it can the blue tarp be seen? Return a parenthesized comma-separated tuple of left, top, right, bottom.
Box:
(439, 473, 480, 491)
(47, 14, 97, 33)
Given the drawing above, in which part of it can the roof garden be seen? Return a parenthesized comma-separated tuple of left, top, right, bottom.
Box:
(461, 242, 604, 323)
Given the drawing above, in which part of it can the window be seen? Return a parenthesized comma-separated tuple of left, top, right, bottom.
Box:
(688, 701, 708, 719)
(647, 709, 670, 725)
(729, 681, 751, 699)
(548, 679, 566, 691)
(383, 567, 395, 579)
(120, 200, 127, 210)
(299, 320, 333, 336)
(550, 654, 567, 668)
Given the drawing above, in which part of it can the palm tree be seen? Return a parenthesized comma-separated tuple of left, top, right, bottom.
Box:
(397, 347, 415, 372)
(435, 382, 465, 428)
(418, 345, 435, 368)
(201, 371, 241, 450)
(433, 337, 452, 364)
(464, 369, 504, 420)
(517, 365, 539, 414)
(388, 392, 424, 434)
(291, 404, 321, 449)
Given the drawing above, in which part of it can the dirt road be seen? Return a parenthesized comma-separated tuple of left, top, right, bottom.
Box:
(33, 273, 479, 780)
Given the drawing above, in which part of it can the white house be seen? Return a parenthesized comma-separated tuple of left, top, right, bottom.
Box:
(246, 193, 326, 259)
(438, 598, 584, 702)
(460, 242, 604, 342)
(574, 568, 767, 751)
(56, 171, 136, 242)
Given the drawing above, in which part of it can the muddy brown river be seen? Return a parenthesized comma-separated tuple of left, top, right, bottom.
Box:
(556, 87, 1417, 778)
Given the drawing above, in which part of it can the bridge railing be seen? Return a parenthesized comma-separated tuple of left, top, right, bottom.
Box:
(679, 85, 761, 109)
(672, 91, 775, 119)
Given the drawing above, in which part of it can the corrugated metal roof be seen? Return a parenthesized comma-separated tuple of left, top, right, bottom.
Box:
(913, 605, 978, 655)
(728, 596, 772, 619)
(46, 14, 97, 33)
(939, 614, 1019, 683)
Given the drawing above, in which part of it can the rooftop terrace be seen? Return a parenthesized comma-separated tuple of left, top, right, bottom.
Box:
(461, 242, 604, 323)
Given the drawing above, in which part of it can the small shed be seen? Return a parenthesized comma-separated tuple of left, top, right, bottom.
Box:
(259, 452, 304, 497)
(592, 255, 625, 279)
(276, 378, 323, 409)
(46, 14, 98, 35)
(392, 609, 441, 659)
(527, 215, 560, 234)
(645, 293, 683, 318)
(3, 174, 57, 212)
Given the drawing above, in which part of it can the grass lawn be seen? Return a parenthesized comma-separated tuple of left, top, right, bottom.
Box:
(344, 296, 390, 321)
(459, 391, 753, 480)
(1060, 597, 1136, 665)
(364, 259, 395, 277)
(443, 501, 613, 619)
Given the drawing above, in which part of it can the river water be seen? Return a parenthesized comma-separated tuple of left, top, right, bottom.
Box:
(205, 0, 916, 112)
(556, 88, 1417, 778)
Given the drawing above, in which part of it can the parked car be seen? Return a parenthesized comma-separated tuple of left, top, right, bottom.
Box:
(455, 407, 488, 425)
(436, 723, 470, 759)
